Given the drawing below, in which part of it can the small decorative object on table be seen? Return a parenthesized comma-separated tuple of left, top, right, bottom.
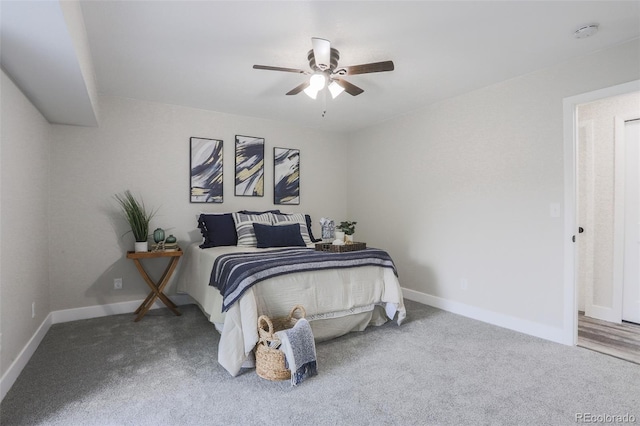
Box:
(336, 220, 357, 243)
(164, 235, 178, 251)
(255, 305, 306, 381)
(152, 228, 165, 251)
(153, 228, 165, 243)
(319, 217, 335, 241)
(114, 190, 157, 252)
(153, 233, 177, 251)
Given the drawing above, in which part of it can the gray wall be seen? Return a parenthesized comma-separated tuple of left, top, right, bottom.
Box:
(1, 71, 52, 375)
(347, 39, 640, 336)
(49, 95, 349, 311)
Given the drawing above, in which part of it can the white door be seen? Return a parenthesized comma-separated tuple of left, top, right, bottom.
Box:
(623, 119, 640, 324)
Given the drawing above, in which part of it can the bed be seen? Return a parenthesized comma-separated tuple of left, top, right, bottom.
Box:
(177, 211, 406, 376)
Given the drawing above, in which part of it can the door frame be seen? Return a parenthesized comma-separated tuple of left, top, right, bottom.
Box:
(562, 79, 640, 346)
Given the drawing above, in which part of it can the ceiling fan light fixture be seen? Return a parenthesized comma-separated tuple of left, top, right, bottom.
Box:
(328, 81, 345, 99)
(309, 73, 326, 91)
(303, 86, 319, 99)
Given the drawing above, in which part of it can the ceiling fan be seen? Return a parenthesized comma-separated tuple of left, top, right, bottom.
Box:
(253, 37, 394, 99)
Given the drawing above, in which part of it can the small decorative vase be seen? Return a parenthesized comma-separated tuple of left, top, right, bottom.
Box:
(321, 225, 333, 241)
(134, 241, 148, 252)
(165, 235, 177, 244)
(153, 228, 165, 244)
(345, 234, 354, 243)
(335, 231, 345, 242)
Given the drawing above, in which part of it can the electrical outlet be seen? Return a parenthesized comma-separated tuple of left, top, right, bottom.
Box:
(32, 302, 35, 319)
(114, 278, 123, 290)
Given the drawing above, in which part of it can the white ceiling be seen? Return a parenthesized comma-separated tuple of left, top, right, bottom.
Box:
(3, 1, 640, 133)
(1, 1, 98, 126)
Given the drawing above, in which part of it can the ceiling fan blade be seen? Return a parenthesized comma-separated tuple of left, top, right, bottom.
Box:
(286, 80, 310, 95)
(346, 60, 395, 75)
(335, 78, 364, 96)
(253, 65, 307, 74)
(311, 37, 331, 70)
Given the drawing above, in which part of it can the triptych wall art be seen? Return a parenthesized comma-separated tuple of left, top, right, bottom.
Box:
(190, 137, 223, 203)
(189, 135, 300, 205)
(234, 135, 264, 197)
(274, 147, 300, 205)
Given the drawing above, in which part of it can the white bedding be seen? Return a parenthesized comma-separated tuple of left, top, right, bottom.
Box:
(178, 242, 406, 376)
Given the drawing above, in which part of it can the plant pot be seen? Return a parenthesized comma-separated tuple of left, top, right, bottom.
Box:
(345, 234, 354, 243)
(335, 231, 345, 242)
(134, 241, 148, 252)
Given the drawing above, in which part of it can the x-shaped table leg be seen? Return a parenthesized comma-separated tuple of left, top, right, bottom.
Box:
(132, 256, 182, 321)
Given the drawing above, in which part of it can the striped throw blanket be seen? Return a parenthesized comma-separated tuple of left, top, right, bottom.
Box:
(209, 247, 398, 312)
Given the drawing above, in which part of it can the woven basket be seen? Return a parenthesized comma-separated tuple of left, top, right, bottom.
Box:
(255, 305, 306, 381)
(315, 242, 366, 252)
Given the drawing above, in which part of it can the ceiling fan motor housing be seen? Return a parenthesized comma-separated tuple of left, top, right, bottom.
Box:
(308, 48, 340, 71)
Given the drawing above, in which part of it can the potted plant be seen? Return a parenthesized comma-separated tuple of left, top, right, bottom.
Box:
(336, 221, 357, 243)
(114, 190, 157, 252)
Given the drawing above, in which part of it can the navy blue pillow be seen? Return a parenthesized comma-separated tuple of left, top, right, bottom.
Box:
(276, 213, 321, 243)
(304, 214, 321, 243)
(198, 213, 237, 248)
(253, 223, 306, 248)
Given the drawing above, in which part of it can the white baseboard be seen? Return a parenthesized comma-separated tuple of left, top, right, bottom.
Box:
(401, 287, 566, 344)
(51, 294, 194, 323)
(0, 312, 52, 402)
(0, 294, 194, 402)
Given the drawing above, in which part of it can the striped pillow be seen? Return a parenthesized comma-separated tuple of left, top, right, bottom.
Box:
(232, 212, 274, 247)
(272, 213, 312, 245)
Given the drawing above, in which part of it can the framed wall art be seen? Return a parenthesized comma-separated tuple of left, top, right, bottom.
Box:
(274, 147, 300, 205)
(235, 135, 264, 197)
(190, 137, 223, 203)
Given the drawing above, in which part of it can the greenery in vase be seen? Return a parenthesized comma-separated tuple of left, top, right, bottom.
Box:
(114, 190, 157, 242)
(337, 221, 357, 235)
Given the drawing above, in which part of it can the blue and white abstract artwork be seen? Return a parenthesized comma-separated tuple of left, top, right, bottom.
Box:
(190, 137, 223, 203)
(274, 147, 300, 205)
(235, 135, 264, 197)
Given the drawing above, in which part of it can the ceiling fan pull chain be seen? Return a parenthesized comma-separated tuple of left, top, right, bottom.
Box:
(322, 88, 327, 117)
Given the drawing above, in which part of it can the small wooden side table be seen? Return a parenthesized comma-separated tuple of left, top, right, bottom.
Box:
(126, 248, 183, 322)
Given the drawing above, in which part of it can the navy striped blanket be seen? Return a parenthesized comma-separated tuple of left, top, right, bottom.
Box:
(209, 247, 398, 312)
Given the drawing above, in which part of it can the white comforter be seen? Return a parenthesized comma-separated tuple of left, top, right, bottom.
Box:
(178, 243, 406, 376)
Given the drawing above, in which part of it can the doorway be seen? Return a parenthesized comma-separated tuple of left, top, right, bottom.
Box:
(576, 93, 640, 325)
(571, 89, 640, 363)
(562, 80, 640, 347)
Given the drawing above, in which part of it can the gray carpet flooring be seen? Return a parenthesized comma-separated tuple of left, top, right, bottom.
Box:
(1, 300, 639, 426)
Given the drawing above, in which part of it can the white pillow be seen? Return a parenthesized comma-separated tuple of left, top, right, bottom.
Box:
(232, 212, 274, 247)
(272, 213, 312, 245)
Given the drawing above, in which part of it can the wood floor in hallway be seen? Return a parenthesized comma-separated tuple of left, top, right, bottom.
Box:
(578, 312, 640, 365)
